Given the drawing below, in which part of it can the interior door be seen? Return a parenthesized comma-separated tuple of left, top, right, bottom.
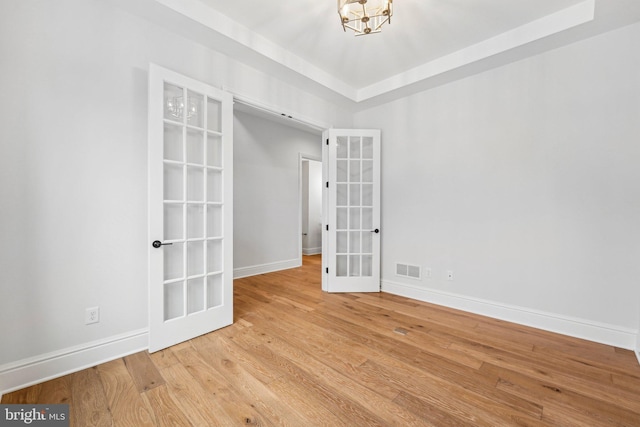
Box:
(148, 64, 233, 352)
(323, 129, 381, 293)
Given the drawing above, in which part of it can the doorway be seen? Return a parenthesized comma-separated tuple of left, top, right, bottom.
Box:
(300, 156, 322, 259)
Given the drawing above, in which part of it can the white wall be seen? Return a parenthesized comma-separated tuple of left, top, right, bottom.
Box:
(0, 0, 349, 391)
(233, 111, 322, 276)
(354, 22, 640, 348)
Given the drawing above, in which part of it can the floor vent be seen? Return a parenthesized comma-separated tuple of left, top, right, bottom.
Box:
(396, 263, 421, 280)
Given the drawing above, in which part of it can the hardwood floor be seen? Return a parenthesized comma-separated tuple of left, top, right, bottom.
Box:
(3, 255, 640, 426)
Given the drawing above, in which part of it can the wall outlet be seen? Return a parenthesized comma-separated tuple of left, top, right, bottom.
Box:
(446, 270, 454, 281)
(85, 307, 100, 325)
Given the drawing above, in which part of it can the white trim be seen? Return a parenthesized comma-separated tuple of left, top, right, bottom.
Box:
(303, 247, 322, 256)
(382, 279, 638, 351)
(0, 329, 148, 395)
(233, 258, 301, 279)
(636, 333, 640, 365)
(298, 154, 323, 268)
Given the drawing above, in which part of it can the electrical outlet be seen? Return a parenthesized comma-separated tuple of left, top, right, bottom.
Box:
(446, 270, 454, 281)
(85, 307, 100, 325)
(424, 268, 432, 278)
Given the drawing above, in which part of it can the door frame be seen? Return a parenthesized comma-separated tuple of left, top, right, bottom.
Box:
(298, 154, 323, 266)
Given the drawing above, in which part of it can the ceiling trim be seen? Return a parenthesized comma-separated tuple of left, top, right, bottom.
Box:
(357, 0, 595, 102)
(154, 0, 357, 100)
(153, 0, 594, 104)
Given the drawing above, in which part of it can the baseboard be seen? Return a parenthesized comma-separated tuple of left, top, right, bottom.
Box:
(0, 329, 148, 395)
(636, 334, 640, 365)
(233, 258, 301, 279)
(382, 279, 638, 351)
(302, 247, 322, 256)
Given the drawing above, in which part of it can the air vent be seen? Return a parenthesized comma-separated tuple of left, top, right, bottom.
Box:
(396, 263, 421, 280)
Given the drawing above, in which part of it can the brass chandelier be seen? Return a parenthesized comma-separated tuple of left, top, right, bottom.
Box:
(338, 0, 393, 36)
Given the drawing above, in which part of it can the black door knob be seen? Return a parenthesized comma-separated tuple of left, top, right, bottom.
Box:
(371, 229, 380, 234)
(152, 240, 173, 248)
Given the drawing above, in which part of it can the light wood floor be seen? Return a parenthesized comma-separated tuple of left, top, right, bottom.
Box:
(3, 255, 640, 426)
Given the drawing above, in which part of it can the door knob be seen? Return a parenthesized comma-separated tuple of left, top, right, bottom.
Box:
(371, 229, 380, 234)
(152, 240, 173, 248)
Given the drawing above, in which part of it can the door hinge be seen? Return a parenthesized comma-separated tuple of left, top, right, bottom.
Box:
(326, 224, 329, 231)
(326, 181, 329, 188)
(326, 267, 329, 274)
(326, 138, 329, 145)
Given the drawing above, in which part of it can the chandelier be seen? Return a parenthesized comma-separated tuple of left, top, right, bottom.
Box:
(165, 96, 198, 120)
(338, 0, 393, 36)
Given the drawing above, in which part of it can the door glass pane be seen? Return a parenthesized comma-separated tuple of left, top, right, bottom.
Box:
(349, 255, 360, 276)
(207, 134, 222, 167)
(362, 255, 373, 277)
(164, 204, 183, 240)
(164, 124, 183, 162)
(164, 164, 183, 201)
(349, 137, 361, 158)
(362, 137, 373, 159)
(362, 208, 373, 230)
(337, 160, 348, 182)
(336, 208, 348, 229)
(164, 83, 184, 122)
(362, 184, 373, 207)
(207, 170, 222, 203)
(207, 206, 222, 238)
(337, 255, 348, 277)
(349, 208, 360, 229)
(362, 160, 373, 182)
(187, 167, 204, 201)
(350, 184, 360, 206)
(164, 242, 184, 281)
(207, 240, 222, 273)
(207, 274, 223, 308)
(337, 231, 348, 253)
(349, 160, 360, 182)
(187, 204, 205, 239)
(187, 278, 205, 314)
(164, 281, 184, 321)
(349, 231, 360, 253)
(187, 241, 204, 276)
(186, 90, 204, 128)
(337, 136, 348, 159)
(187, 129, 204, 165)
(362, 232, 372, 253)
(337, 184, 348, 206)
(207, 98, 222, 132)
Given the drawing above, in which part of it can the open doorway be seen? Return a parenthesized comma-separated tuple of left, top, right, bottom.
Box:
(232, 98, 326, 281)
(300, 156, 322, 258)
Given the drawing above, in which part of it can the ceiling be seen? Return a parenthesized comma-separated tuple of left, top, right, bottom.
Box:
(124, 0, 640, 108)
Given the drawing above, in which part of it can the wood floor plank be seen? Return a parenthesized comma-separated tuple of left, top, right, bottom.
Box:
(123, 351, 165, 393)
(70, 367, 112, 427)
(171, 345, 269, 426)
(142, 385, 191, 427)
(4, 255, 640, 426)
(97, 359, 155, 427)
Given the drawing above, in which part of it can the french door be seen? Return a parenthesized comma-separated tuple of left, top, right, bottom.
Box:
(323, 129, 381, 293)
(148, 64, 233, 352)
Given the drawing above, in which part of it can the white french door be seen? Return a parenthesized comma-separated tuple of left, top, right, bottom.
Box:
(148, 64, 233, 352)
(323, 129, 381, 293)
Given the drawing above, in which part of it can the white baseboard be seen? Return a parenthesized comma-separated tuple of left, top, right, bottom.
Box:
(302, 247, 322, 256)
(382, 279, 638, 351)
(0, 329, 148, 395)
(233, 258, 301, 279)
(636, 335, 640, 365)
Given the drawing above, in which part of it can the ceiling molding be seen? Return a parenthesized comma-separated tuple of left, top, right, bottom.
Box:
(356, 0, 595, 102)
